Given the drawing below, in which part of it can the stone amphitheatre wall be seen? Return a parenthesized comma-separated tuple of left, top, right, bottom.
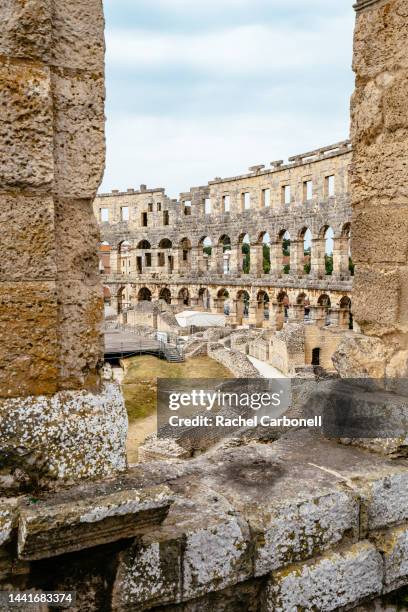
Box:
(0, 0, 127, 484)
(94, 143, 354, 328)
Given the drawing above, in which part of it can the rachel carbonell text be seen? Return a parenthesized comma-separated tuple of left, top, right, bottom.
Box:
(168, 390, 284, 412)
(168, 415, 322, 428)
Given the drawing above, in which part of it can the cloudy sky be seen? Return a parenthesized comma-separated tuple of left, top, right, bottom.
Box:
(101, 0, 355, 197)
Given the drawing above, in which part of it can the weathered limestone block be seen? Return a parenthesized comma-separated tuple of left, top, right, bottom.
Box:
(182, 511, 251, 600)
(264, 542, 383, 612)
(0, 0, 52, 60)
(333, 333, 394, 378)
(0, 281, 58, 397)
(376, 524, 408, 592)
(18, 484, 173, 561)
(52, 70, 105, 198)
(0, 499, 18, 546)
(360, 470, 408, 531)
(51, 0, 105, 71)
(0, 194, 56, 282)
(0, 61, 53, 190)
(56, 280, 104, 390)
(55, 198, 101, 280)
(353, 266, 402, 333)
(112, 539, 183, 610)
(352, 206, 408, 265)
(0, 383, 127, 485)
(253, 490, 359, 576)
(353, 0, 408, 80)
(112, 493, 252, 609)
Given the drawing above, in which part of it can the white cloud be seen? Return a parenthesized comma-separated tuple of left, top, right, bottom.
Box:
(106, 17, 353, 76)
(102, 2, 355, 195)
(101, 111, 349, 197)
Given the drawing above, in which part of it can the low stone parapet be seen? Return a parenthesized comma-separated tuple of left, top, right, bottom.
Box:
(1, 431, 407, 609)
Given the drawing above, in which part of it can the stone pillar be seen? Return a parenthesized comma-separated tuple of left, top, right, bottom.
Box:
(328, 307, 341, 326)
(270, 242, 283, 276)
(0, 0, 127, 485)
(210, 245, 223, 274)
(333, 237, 350, 277)
(311, 239, 326, 278)
(339, 308, 351, 329)
(339, 0, 408, 381)
(290, 240, 304, 277)
(247, 299, 258, 326)
(190, 246, 200, 273)
(251, 244, 264, 276)
(310, 306, 327, 328)
(111, 249, 120, 275)
(289, 304, 305, 322)
(229, 244, 241, 275)
(271, 302, 285, 330)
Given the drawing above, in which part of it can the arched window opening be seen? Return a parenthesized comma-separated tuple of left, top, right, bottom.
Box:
(240, 233, 251, 274)
(138, 287, 152, 302)
(277, 290, 290, 321)
(178, 287, 190, 307)
(261, 232, 271, 274)
(179, 238, 192, 270)
(281, 230, 291, 274)
(237, 290, 251, 322)
(324, 227, 334, 276)
(159, 287, 172, 304)
(257, 291, 270, 322)
(199, 237, 212, 272)
(297, 292, 310, 319)
(219, 235, 232, 275)
(301, 228, 312, 275)
(198, 288, 211, 310)
(217, 289, 230, 315)
(340, 296, 353, 330)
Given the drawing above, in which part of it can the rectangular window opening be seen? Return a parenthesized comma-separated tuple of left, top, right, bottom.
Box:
(282, 185, 291, 205)
(121, 206, 129, 221)
(326, 175, 335, 198)
(204, 198, 212, 214)
(263, 188, 271, 208)
(303, 180, 313, 201)
(242, 192, 251, 211)
(141, 212, 148, 227)
(100, 208, 109, 222)
(223, 195, 231, 213)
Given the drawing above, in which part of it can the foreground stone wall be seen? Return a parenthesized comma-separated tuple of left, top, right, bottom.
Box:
(343, 0, 408, 379)
(1, 432, 408, 610)
(0, 1, 127, 484)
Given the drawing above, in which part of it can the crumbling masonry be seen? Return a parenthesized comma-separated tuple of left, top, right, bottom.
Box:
(95, 142, 353, 330)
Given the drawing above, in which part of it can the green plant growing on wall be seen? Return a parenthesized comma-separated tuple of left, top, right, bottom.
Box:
(242, 243, 250, 274)
(263, 244, 271, 273)
(325, 254, 333, 276)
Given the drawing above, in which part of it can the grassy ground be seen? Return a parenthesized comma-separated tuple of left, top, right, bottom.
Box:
(122, 354, 232, 463)
(122, 354, 232, 421)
